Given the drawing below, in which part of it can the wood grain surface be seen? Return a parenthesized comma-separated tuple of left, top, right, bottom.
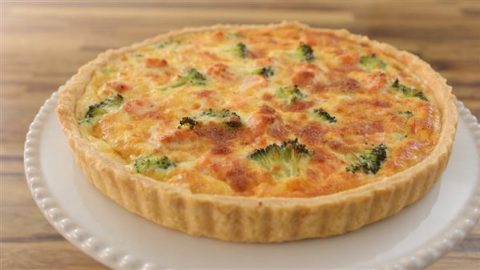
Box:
(1, 0, 479, 269)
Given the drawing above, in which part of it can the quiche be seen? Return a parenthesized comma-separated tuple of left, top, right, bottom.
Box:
(57, 22, 457, 242)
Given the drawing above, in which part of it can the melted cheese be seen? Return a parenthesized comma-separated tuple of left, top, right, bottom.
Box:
(77, 25, 440, 197)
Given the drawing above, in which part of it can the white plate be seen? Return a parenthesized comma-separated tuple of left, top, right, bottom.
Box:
(25, 90, 480, 270)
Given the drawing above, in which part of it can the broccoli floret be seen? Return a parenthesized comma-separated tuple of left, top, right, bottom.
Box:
(276, 85, 306, 105)
(178, 109, 242, 129)
(299, 42, 314, 62)
(170, 68, 207, 88)
(399, 110, 414, 118)
(201, 108, 239, 118)
(235, 42, 248, 58)
(177, 117, 198, 129)
(156, 39, 180, 49)
(257, 66, 274, 78)
(391, 79, 428, 101)
(359, 53, 387, 71)
(133, 155, 176, 174)
(313, 108, 337, 123)
(201, 108, 242, 128)
(248, 138, 313, 179)
(82, 94, 123, 124)
(100, 67, 118, 75)
(347, 144, 387, 174)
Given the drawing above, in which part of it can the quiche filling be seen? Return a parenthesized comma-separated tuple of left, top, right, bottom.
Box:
(76, 25, 440, 197)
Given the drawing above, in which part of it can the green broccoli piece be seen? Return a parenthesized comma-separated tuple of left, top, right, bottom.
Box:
(133, 155, 176, 175)
(100, 67, 118, 75)
(82, 94, 123, 124)
(170, 68, 207, 88)
(177, 117, 198, 129)
(235, 42, 248, 58)
(248, 138, 313, 179)
(201, 108, 239, 118)
(359, 53, 387, 71)
(298, 42, 314, 62)
(347, 144, 387, 174)
(313, 108, 337, 123)
(399, 110, 414, 118)
(156, 39, 180, 49)
(178, 109, 242, 129)
(276, 85, 306, 105)
(200, 108, 242, 128)
(391, 79, 428, 101)
(257, 66, 274, 78)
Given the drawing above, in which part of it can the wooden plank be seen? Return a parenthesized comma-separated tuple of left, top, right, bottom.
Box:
(2, 0, 479, 269)
(429, 251, 480, 270)
(1, 176, 60, 238)
(1, 242, 108, 270)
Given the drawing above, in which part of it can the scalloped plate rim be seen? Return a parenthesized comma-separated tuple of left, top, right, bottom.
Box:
(24, 88, 480, 270)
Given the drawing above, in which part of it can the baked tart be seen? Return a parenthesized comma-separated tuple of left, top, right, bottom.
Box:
(57, 22, 457, 242)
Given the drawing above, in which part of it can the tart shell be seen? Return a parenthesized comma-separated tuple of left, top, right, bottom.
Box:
(56, 21, 457, 242)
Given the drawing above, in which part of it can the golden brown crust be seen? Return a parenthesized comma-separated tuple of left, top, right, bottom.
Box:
(56, 21, 457, 242)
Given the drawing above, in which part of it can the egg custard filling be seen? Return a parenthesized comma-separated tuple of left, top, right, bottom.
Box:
(76, 24, 440, 198)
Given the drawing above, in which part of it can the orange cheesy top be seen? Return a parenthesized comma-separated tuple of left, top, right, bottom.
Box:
(77, 24, 440, 198)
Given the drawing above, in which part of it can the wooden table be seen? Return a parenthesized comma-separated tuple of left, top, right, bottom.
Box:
(2, 1, 479, 269)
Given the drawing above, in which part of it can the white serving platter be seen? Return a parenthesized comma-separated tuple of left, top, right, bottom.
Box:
(25, 91, 480, 269)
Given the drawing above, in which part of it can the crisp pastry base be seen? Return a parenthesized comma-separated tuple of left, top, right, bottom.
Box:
(57, 21, 457, 242)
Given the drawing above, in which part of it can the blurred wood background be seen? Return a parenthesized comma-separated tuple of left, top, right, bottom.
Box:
(1, 0, 479, 269)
